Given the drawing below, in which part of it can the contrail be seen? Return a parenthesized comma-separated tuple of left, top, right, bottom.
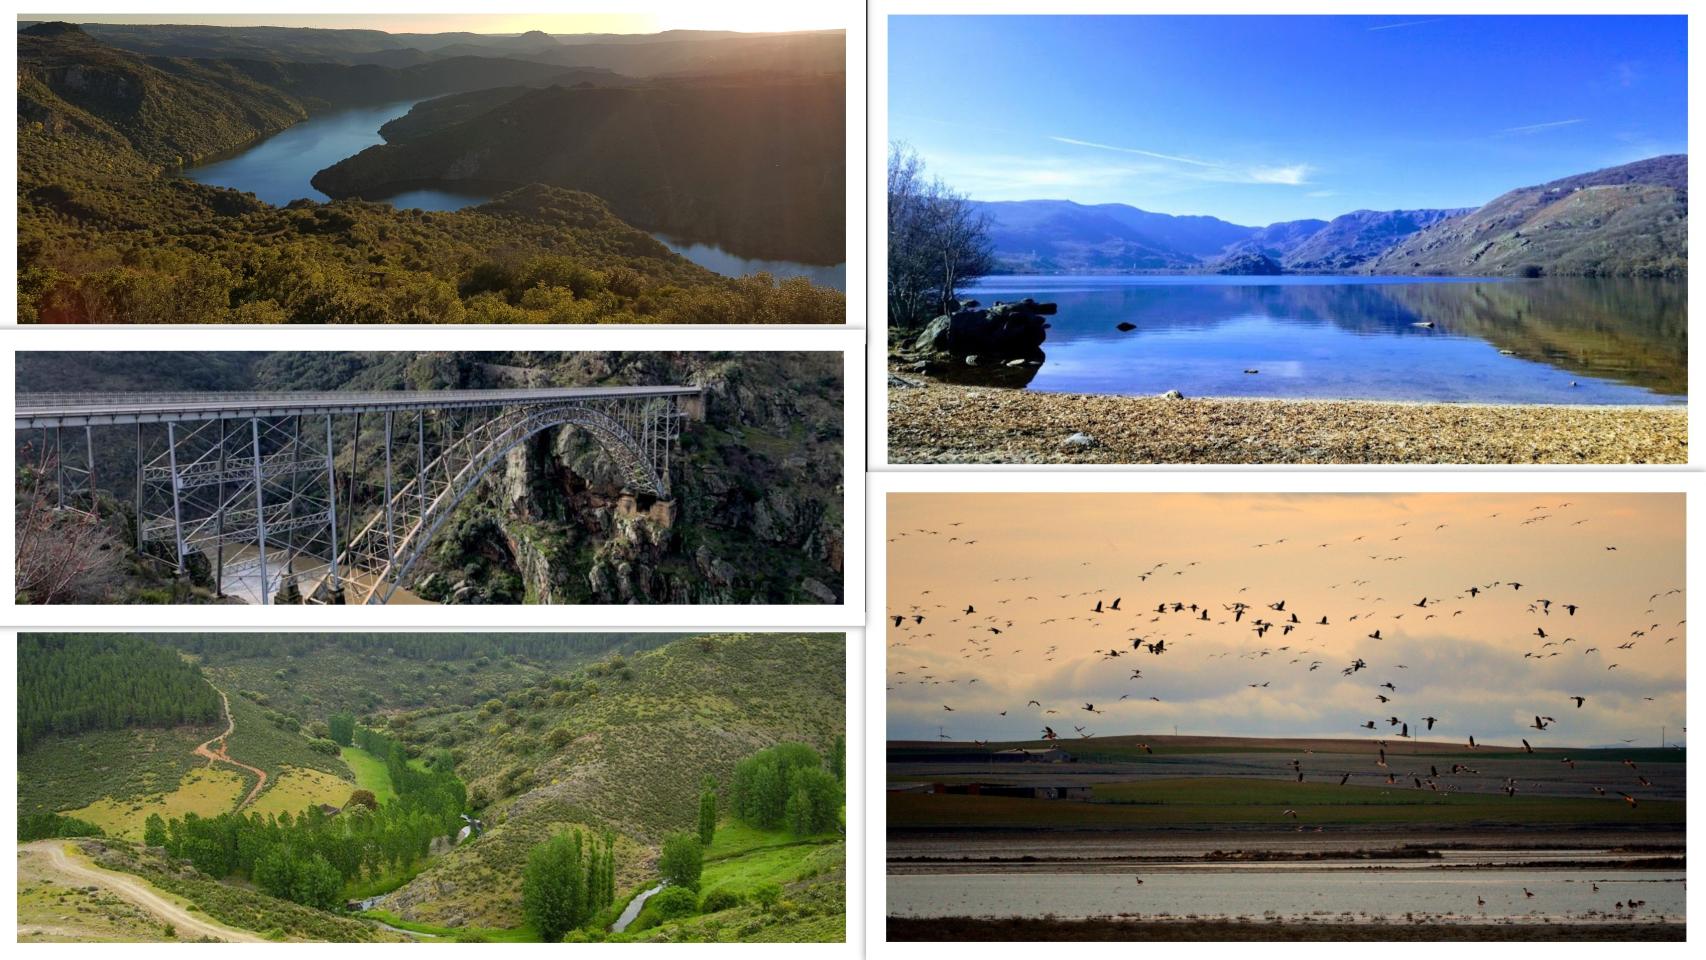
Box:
(1368, 18, 1442, 32)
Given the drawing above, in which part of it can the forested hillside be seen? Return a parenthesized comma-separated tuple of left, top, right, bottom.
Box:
(166, 634, 677, 716)
(1368, 155, 1688, 278)
(18, 635, 221, 749)
(313, 76, 846, 264)
(377, 632, 845, 929)
(16, 24, 845, 323)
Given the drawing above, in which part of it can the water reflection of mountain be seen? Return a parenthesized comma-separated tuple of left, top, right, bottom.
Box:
(1037, 279, 1686, 396)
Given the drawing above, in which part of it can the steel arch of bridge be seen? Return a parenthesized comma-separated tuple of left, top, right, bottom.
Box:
(15, 387, 703, 604)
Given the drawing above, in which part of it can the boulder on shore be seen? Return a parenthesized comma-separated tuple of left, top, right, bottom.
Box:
(916, 298, 1054, 361)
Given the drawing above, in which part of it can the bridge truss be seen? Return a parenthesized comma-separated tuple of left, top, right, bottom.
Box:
(16, 387, 703, 604)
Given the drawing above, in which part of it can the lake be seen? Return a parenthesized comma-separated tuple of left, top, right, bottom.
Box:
(889, 869, 1685, 923)
(185, 100, 485, 211)
(186, 102, 844, 286)
(653, 234, 846, 291)
(959, 275, 1686, 404)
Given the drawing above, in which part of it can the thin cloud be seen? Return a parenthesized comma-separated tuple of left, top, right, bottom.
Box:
(1248, 165, 1311, 186)
(1050, 135, 1312, 186)
(1367, 18, 1442, 32)
(1500, 118, 1586, 136)
(1048, 136, 1217, 168)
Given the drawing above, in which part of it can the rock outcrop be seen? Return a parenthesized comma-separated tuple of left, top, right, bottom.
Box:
(1212, 252, 1284, 275)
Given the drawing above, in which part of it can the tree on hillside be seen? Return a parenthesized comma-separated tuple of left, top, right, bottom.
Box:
(524, 831, 584, 943)
(731, 742, 825, 830)
(327, 712, 355, 746)
(346, 789, 378, 811)
(831, 734, 846, 783)
(698, 776, 717, 846)
(143, 813, 167, 848)
(522, 828, 615, 942)
(888, 142, 995, 329)
(659, 832, 703, 892)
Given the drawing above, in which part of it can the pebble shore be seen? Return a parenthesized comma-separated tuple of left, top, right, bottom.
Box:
(888, 381, 1687, 465)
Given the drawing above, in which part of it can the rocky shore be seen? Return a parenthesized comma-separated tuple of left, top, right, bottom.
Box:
(888, 378, 1687, 465)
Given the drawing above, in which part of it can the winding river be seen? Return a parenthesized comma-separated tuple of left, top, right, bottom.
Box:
(185, 101, 843, 287)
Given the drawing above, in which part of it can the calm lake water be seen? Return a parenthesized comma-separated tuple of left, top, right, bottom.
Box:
(186, 100, 487, 211)
(186, 103, 842, 286)
(889, 869, 1685, 923)
(653, 234, 846, 290)
(961, 275, 1686, 404)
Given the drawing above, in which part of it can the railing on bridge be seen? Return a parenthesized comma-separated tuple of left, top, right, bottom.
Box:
(16, 386, 706, 605)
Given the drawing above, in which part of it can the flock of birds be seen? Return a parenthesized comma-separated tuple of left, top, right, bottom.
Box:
(888, 500, 1685, 811)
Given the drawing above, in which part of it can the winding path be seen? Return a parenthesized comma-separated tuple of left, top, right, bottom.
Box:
(193, 687, 268, 808)
(20, 841, 265, 943)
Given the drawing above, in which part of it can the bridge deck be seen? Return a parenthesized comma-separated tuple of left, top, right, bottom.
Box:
(15, 386, 703, 427)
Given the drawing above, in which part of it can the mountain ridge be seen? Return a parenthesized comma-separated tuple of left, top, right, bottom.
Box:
(969, 155, 1686, 278)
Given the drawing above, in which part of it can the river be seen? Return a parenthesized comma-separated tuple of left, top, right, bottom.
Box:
(611, 883, 665, 932)
(184, 100, 842, 285)
(184, 100, 480, 211)
(960, 274, 1686, 404)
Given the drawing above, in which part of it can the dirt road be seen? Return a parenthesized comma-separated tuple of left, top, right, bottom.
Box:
(19, 841, 264, 943)
(194, 687, 268, 807)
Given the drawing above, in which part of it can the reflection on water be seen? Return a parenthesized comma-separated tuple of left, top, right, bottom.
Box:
(185, 100, 490, 212)
(378, 187, 493, 212)
(653, 234, 846, 290)
(889, 870, 1685, 922)
(960, 275, 1685, 404)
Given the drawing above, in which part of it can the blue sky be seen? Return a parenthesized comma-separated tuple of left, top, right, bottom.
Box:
(889, 15, 1686, 226)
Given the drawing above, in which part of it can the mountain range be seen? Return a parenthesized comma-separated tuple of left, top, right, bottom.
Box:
(971, 154, 1686, 278)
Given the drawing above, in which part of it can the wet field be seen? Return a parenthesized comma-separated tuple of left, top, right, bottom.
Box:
(888, 747, 1686, 802)
(887, 740, 1685, 933)
(888, 868, 1684, 923)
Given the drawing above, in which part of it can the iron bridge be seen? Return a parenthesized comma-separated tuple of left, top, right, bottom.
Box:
(16, 386, 706, 604)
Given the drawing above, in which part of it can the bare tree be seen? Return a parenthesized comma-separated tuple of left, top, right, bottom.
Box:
(888, 143, 995, 330)
(15, 450, 121, 604)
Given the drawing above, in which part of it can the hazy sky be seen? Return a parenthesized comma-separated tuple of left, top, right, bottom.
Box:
(887, 494, 1685, 749)
(889, 15, 1687, 225)
(19, 13, 841, 35)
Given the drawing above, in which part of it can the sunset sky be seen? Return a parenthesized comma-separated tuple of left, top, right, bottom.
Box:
(887, 494, 1685, 749)
(18, 12, 842, 35)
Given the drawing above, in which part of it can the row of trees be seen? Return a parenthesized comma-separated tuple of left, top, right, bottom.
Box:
(888, 142, 995, 329)
(146, 724, 466, 911)
(730, 742, 843, 837)
(327, 712, 356, 747)
(19, 635, 222, 749)
(522, 829, 618, 942)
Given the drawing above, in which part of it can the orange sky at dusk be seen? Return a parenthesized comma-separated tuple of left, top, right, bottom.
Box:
(18, 13, 843, 35)
(887, 493, 1685, 749)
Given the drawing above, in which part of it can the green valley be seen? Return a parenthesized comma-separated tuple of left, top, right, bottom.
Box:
(17, 632, 846, 943)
